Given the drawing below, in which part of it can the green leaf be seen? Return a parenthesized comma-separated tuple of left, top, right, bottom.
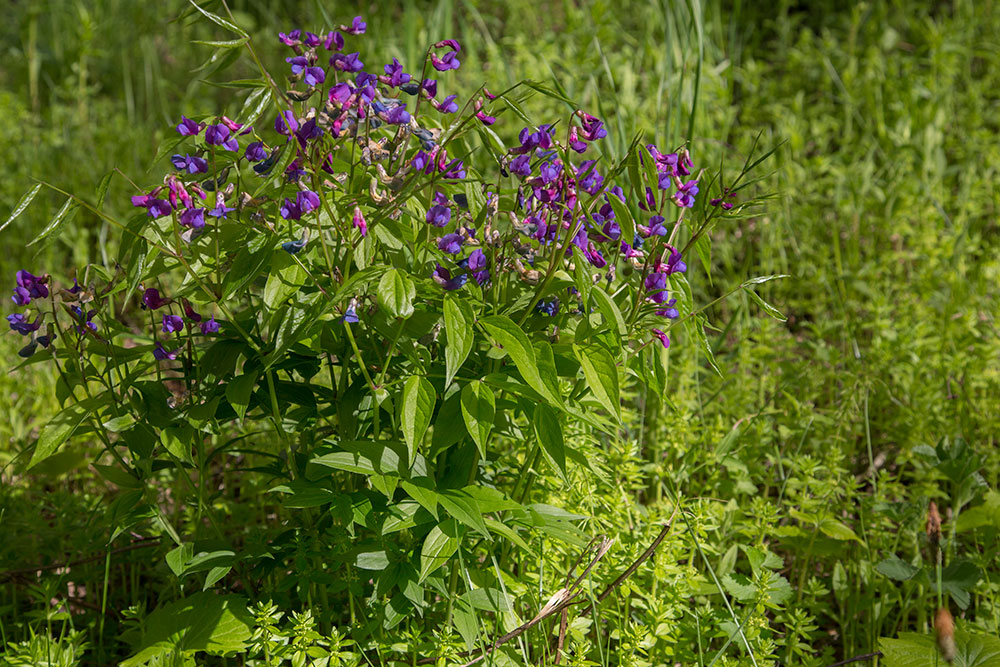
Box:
(419, 520, 461, 582)
(460, 382, 495, 458)
(187, 0, 248, 37)
(605, 191, 635, 252)
(121, 592, 252, 666)
(744, 287, 787, 322)
(480, 315, 560, 405)
(444, 295, 474, 386)
(590, 286, 627, 337)
(28, 197, 77, 246)
(356, 551, 390, 570)
(28, 395, 105, 470)
(818, 518, 862, 542)
(1, 184, 42, 235)
(161, 425, 196, 466)
(742, 274, 790, 286)
(191, 37, 248, 48)
(879, 630, 1000, 667)
(95, 171, 114, 210)
(225, 370, 258, 422)
(222, 244, 273, 300)
(875, 555, 920, 582)
(378, 268, 415, 319)
(941, 560, 981, 610)
(462, 587, 513, 612)
(439, 491, 490, 538)
(400, 376, 435, 465)
(573, 344, 620, 421)
(532, 403, 566, 477)
(263, 251, 307, 310)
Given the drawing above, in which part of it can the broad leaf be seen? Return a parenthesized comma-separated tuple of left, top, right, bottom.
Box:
(573, 344, 620, 421)
(378, 268, 415, 319)
(460, 382, 495, 457)
(532, 403, 566, 477)
(480, 315, 560, 405)
(419, 520, 461, 582)
(444, 295, 474, 386)
(400, 376, 435, 465)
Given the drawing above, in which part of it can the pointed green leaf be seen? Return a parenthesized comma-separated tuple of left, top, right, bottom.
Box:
(378, 268, 415, 319)
(444, 295, 474, 386)
(573, 344, 620, 420)
(187, 0, 248, 37)
(532, 403, 565, 477)
(225, 370, 258, 422)
(480, 315, 559, 405)
(1, 184, 42, 235)
(590, 286, 627, 337)
(28, 197, 77, 246)
(744, 287, 787, 322)
(419, 520, 460, 582)
(460, 382, 494, 457)
(401, 376, 435, 465)
(28, 395, 105, 470)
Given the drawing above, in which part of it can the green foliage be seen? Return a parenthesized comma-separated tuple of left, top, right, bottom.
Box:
(2, 0, 1000, 666)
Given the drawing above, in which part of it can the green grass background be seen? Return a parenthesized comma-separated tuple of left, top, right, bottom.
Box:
(2, 0, 999, 664)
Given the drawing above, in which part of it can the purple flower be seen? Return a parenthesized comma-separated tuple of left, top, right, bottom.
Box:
(71, 306, 97, 334)
(577, 161, 604, 194)
(344, 16, 366, 35)
(275, 110, 299, 136)
(438, 233, 464, 254)
(176, 116, 202, 136)
(656, 298, 679, 319)
(657, 171, 675, 191)
(303, 31, 321, 47)
(476, 111, 496, 126)
(245, 141, 267, 162)
(179, 207, 206, 229)
(200, 316, 220, 334)
(431, 51, 461, 71)
(510, 154, 531, 177)
(443, 159, 466, 180)
(651, 328, 670, 348)
(280, 198, 302, 220)
(426, 196, 451, 227)
(536, 298, 560, 316)
(568, 127, 588, 153)
(296, 190, 320, 215)
(673, 181, 699, 208)
(205, 124, 238, 151)
(132, 194, 172, 219)
(383, 58, 411, 87)
(577, 112, 607, 141)
(539, 161, 562, 184)
(328, 83, 353, 106)
(142, 288, 168, 310)
(208, 199, 236, 219)
(12, 270, 48, 305)
(331, 52, 364, 73)
(287, 56, 309, 75)
(353, 206, 368, 237)
(435, 95, 458, 114)
(647, 215, 668, 237)
(431, 264, 467, 290)
(466, 249, 490, 285)
(342, 304, 359, 323)
(324, 31, 344, 51)
(153, 342, 179, 360)
(422, 79, 438, 98)
(182, 300, 202, 322)
(304, 66, 326, 86)
(278, 30, 301, 46)
(385, 105, 411, 125)
(663, 246, 687, 274)
(171, 154, 208, 174)
(162, 314, 184, 333)
(7, 313, 41, 335)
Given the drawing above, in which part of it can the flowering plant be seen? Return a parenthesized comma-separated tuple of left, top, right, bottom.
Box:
(6, 6, 778, 662)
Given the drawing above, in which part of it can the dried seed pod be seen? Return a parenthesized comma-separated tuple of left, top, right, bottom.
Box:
(927, 501, 942, 547)
(935, 607, 956, 662)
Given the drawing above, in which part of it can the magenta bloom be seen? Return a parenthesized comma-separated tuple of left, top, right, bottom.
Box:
(153, 342, 179, 361)
(162, 314, 184, 333)
(430, 40, 461, 71)
(651, 329, 670, 348)
(278, 30, 301, 46)
(383, 58, 411, 87)
(303, 31, 320, 47)
(353, 206, 368, 237)
(176, 116, 202, 136)
(280, 198, 302, 221)
(205, 124, 238, 151)
(431, 264, 467, 290)
(12, 270, 48, 305)
(343, 16, 366, 35)
(275, 110, 299, 136)
(200, 316, 220, 334)
(7, 312, 42, 336)
(437, 233, 464, 255)
(673, 181, 699, 208)
(171, 154, 208, 174)
(324, 31, 344, 50)
(296, 190, 321, 215)
(331, 52, 364, 73)
(142, 288, 168, 310)
(179, 208, 206, 229)
(245, 142, 267, 162)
